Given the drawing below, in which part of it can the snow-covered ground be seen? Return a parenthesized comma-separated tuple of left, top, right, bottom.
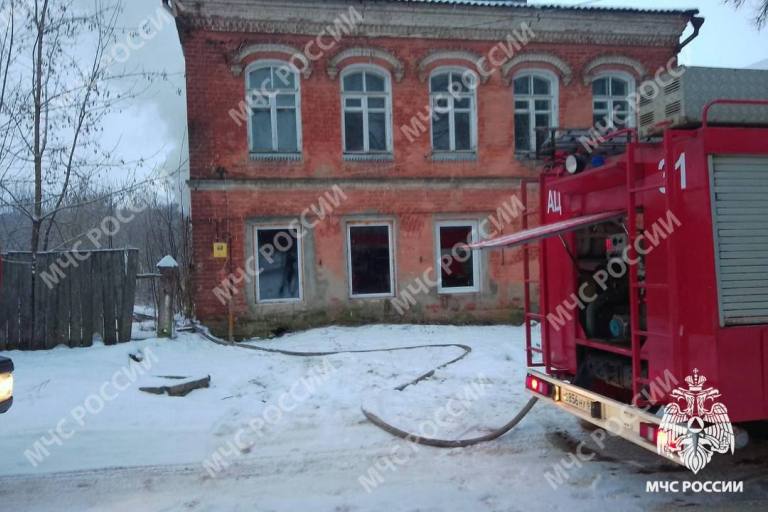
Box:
(0, 323, 766, 511)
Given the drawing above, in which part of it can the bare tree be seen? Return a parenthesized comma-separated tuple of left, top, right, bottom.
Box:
(130, 183, 193, 317)
(727, 0, 768, 28)
(0, 0, 165, 255)
(0, 0, 192, 333)
(0, 1, 21, 200)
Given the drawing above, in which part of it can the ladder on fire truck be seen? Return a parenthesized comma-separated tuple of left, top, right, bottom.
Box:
(521, 179, 548, 370)
(520, 130, 681, 407)
(625, 130, 680, 406)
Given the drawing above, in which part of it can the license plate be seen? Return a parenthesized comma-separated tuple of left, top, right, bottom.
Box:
(560, 389, 600, 418)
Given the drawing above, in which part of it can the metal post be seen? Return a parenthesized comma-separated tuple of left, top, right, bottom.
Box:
(227, 234, 234, 343)
(626, 142, 642, 404)
(539, 173, 551, 374)
(522, 181, 532, 367)
(156, 255, 178, 338)
(663, 132, 680, 384)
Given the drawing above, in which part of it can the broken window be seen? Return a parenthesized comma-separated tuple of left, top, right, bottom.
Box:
(347, 224, 394, 297)
(435, 221, 479, 293)
(255, 227, 301, 302)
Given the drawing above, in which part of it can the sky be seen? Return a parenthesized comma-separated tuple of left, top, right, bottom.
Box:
(542, 0, 768, 68)
(110, 0, 768, 188)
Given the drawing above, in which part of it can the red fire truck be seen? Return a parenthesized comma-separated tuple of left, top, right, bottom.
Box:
(473, 67, 768, 461)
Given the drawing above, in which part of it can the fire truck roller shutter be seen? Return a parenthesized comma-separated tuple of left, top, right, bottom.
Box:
(710, 155, 768, 326)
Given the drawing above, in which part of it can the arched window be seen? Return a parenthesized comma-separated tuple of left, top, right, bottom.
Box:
(341, 66, 392, 155)
(592, 73, 635, 128)
(246, 62, 301, 155)
(513, 71, 558, 153)
(430, 68, 477, 154)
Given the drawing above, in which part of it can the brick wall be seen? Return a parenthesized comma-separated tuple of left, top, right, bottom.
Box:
(183, 32, 675, 180)
(181, 26, 678, 336)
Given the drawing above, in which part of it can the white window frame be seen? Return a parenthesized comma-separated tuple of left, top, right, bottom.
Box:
(429, 67, 478, 153)
(253, 225, 303, 304)
(512, 69, 559, 153)
(245, 60, 303, 154)
(434, 220, 480, 294)
(592, 71, 637, 128)
(340, 64, 393, 154)
(346, 222, 395, 299)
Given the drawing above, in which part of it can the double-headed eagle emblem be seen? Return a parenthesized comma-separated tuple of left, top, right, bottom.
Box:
(657, 369, 735, 474)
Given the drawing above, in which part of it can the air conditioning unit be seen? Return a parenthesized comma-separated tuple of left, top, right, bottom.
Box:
(638, 66, 768, 137)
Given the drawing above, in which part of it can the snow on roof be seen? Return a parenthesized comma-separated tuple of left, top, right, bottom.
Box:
(377, 0, 698, 15)
(157, 255, 179, 268)
(177, 0, 699, 17)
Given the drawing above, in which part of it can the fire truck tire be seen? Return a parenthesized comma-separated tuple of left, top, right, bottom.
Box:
(734, 426, 750, 450)
(197, 325, 538, 448)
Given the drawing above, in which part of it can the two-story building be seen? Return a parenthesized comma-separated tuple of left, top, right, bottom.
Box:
(165, 0, 700, 337)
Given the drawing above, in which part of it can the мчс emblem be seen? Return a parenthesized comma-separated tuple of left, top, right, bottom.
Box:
(657, 369, 735, 474)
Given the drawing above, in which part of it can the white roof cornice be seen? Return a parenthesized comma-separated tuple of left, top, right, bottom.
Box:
(168, 0, 691, 48)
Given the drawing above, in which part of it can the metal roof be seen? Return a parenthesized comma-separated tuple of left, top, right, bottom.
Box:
(382, 0, 525, 5)
(380, 0, 698, 16)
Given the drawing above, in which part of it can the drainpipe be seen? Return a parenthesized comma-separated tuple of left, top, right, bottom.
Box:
(676, 14, 706, 54)
(162, 0, 187, 17)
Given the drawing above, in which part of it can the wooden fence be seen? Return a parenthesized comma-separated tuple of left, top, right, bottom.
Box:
(0, 249, 139, 350)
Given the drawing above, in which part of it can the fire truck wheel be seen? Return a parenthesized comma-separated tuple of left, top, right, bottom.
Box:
(734, 426, 750, 450)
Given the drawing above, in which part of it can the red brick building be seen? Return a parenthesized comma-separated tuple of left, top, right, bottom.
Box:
(166, 0, 699, 337)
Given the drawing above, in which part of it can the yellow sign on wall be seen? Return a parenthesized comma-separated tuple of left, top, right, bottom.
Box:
(213, 242, 228, 259)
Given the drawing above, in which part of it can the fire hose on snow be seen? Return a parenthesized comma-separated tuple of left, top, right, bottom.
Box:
(195, 325, 538, 448)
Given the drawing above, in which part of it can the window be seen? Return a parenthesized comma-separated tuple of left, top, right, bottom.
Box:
(247, 62, 301, 154)
(592, 74, 635, 128)
(347, 223, 394, 297)
(513, 72, 557, 153)
(341, 67, 392, 154)
(435, 221, 480, 293)
(430, 69, 477, 153)
(255, 227, 302, 302)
